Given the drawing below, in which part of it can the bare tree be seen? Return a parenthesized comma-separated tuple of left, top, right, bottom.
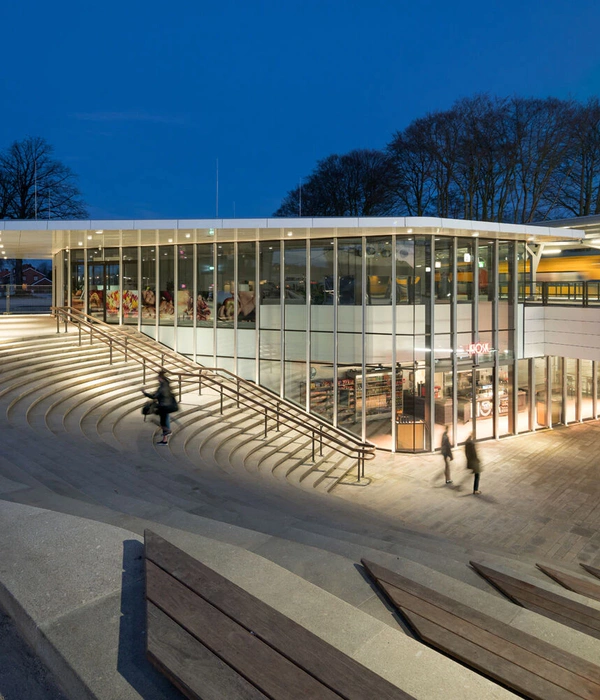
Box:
(0, 136, 87, 221)
(274, 149, 396, 217)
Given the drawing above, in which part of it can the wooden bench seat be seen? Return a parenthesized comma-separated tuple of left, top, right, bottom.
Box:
(470, 561, 600, 641)
(581, 563, 600, 581)
(536, 563, 600, 603)
(145, 530, 414, 700)
(362, 558, 600, 700)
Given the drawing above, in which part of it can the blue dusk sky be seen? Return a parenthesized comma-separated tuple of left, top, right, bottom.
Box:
(1, 0, 600, 220)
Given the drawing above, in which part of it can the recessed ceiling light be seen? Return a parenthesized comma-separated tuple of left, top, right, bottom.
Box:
(185, 233, 191, 238)
(168, 238, 173, 243)
(87, 235, 92, 240)
(95, 230, 103, 234)
(287, 231, 293, 236)
(472, 232, 479, 237)
(78, 242, 83, 246)
(406, 228, 413, 233)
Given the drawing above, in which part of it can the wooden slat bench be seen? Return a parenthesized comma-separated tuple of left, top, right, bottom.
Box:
(362, 558, 600, 700)
(536, 564, 600, 603)
(581, 563, 600, 581)
(470, 561, 600, 641)
(144, 530, 415, 700)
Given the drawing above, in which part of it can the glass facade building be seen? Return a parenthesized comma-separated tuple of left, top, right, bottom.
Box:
(49, 217, 600, 452)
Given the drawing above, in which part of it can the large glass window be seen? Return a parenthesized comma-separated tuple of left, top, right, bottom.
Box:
(196, 244, 214, 327)
(159, 245, 175, 324)
(70, 249, 84, 312)
(122, 247, 138, 325)
(216, 243, 234, 327)
(434, 237, 452, 303)
(581, 359, 593, 420)
(284, 240, 306, 405)
(259, 242, 281, 308)
(338, 238, 362, 306)
(310, 240, 334, 420)
(177, 244, 193, 326)
(478, 240, 494, 334)
(238, 242, 256, 329)
(565, 357, 577, 423)
(517, 358, 531, 433)
(141, 247, 156, 325)
(456, 239, 474, 302)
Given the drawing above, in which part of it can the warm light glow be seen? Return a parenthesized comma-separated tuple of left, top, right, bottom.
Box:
(406, 228, 413, 233)
(542, 248, 562, 255)
(95, 230, 103, 234)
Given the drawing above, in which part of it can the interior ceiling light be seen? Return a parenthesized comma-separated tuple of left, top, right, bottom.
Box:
(78, 242, 83, 246)
(185, 233, 191, 238)
(287, 231, 293, 236)
(95, 230, 103, 234)
(87, 235, 92, 240)
(472, 232, 479, 237)
(168, 238, 173, 243)
(406, 228, 413, 233)
(542, 248, 561, 255)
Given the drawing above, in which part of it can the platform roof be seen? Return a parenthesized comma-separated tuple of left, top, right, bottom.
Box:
(0, 216, 583, 260)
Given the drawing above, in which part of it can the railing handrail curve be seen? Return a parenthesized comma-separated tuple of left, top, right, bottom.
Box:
(51, 307, 376, 473)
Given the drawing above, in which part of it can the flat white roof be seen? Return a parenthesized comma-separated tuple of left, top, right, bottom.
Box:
(0, 216, 583, 259)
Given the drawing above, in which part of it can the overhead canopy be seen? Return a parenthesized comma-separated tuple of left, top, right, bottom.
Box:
(0, 216, 583, 260)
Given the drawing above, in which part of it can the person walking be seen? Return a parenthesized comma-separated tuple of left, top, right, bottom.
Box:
(465, 433, 482, 494)
(143, 370, 178, 444)
(441, 425, 453, 484)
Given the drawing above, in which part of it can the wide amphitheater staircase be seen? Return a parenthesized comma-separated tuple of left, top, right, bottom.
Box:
(1, 315, 599, 699)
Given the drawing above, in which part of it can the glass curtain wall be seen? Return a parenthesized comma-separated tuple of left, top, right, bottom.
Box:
(338, 237, 363, 437)
(477, 240, 495, 440)
(284, 240, 307, 406)
(177, 245, 193, 326)
(365, 236, 393, 448)
(70, 249, 84, 311)
(216, 242, 235, 371)
(396, 237, 431, 451)
(141, 246, 157, 327)
(309, 239, 334, 422)
(259, 241, 281, 393)
(433, 238, 453, 450)
(159, 245, 175, 325)
(581, 359, 594, 420)
(122, 247, 138, 324)
(237, 242, 256, 379)
(196, 244, 214, 365)
(455, 238, 474, 443)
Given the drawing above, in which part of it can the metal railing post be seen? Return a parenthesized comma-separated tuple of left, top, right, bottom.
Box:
(264, 410, 268, 438)
(312, 431, 315, 462)
(220, 389, 223, 414)
(161, 353, 164, 368)
(109, 340, 113, 365)
(178, 375, 182, 402)
(143, 358, 146, 384)
(319, 431, 323, 456)
(199, 371, 202, 395)
(237, 379, 240, 408)
(56, 313, 60, 334)
(124, 337, 128, 361)
(276, 404, 280, 432)
(78, 324, 81, 346)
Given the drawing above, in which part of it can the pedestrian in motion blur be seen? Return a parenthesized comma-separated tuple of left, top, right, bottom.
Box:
(465, 433, 482, 494)
(441, 425, 453, 484)
(143, 370, 178, 444)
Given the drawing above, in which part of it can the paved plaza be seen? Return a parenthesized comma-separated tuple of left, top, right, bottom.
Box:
(340, 422, 600, 567)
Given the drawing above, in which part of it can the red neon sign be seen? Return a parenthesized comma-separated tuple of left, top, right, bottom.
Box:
(467, 342, 490, 355)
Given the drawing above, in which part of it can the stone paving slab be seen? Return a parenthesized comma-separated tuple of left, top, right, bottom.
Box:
(337, 423, 600, 568)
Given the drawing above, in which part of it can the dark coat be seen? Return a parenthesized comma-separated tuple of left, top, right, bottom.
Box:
(441, 432, 453, 459)
(465, 438, 481, 473)
(145, 379, 175, 410)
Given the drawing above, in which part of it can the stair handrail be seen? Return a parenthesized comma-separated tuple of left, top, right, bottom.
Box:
(51, 306, 376, 478)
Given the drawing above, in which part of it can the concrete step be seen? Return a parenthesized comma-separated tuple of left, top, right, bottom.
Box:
(0, 501, 516, 700)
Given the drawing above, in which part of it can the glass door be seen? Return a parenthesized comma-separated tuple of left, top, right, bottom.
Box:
(87, 262, 120, 323)
(88, 263, 105, 320)
(105, 262, 120, 324)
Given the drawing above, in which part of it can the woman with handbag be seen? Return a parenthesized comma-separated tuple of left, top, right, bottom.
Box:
(143, 370, 178, 444)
